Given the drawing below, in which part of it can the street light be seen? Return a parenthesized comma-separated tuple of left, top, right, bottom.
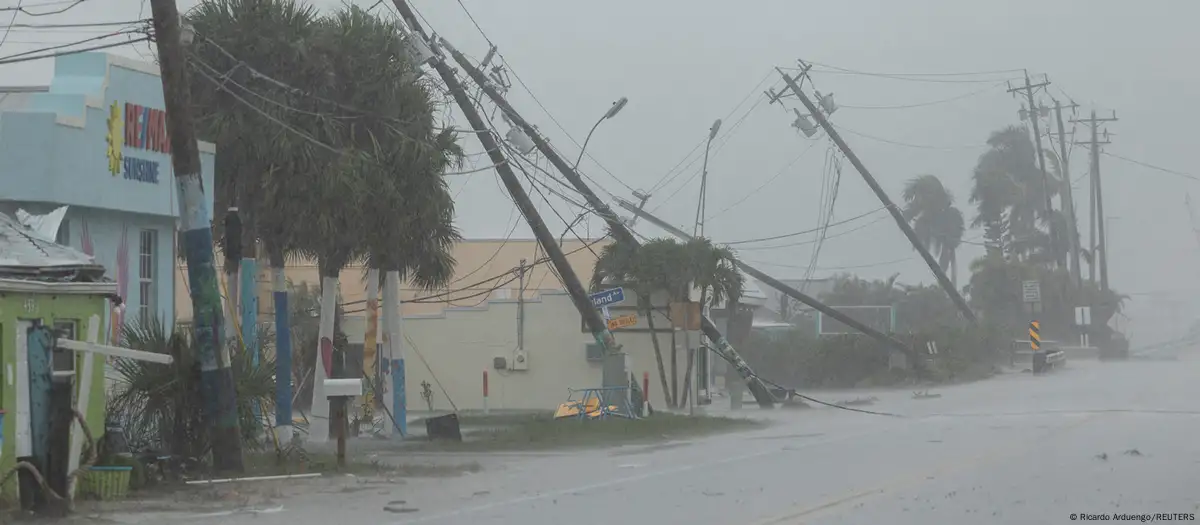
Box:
(572, 96, 628, 170)
(693, 118, 722, 238)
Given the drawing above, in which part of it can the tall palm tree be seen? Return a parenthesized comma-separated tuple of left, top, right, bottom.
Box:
(902, 175, 965, 286)
(591, 237, 676, 407)
(187, 0, 328, 444)
(970, 126, 1056, 262)
(680, 238, 743, 407)
(326, 5, 464, 433)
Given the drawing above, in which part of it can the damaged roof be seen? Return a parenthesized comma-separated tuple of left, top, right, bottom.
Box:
(0, 212, 107, 281)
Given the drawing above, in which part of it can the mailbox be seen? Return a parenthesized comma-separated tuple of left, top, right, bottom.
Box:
(323, 378, 364, 399)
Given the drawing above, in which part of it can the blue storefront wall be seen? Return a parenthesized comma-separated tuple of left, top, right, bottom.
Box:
(0, 53, 216, 328)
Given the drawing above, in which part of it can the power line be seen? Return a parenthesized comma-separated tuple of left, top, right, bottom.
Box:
(730, 215, 891, 252)
(0, 19, 147, 29)
(0, 0, 23, 51)
(784, 60, 1023, 84)
(0, 34, 147, 66)
(723, 207, 887, 245)
(0, 0, 86, 17)
(706, 140, 820, 221)
(840, 81, 1008, 110)
(743, 254, 914, 272)
(651, 93, 770, 211)
(1096, 149, 1199, 183)
(831, 122, 985, 151)
(646, 70, 776, 195)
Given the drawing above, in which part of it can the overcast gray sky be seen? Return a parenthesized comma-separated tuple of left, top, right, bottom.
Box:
(4, 0, 1198, 342)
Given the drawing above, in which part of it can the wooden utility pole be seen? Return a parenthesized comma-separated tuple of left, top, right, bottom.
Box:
(773, 66, 976, 322)
(1007, 73, 1060, 268)
(440, 43, 779, 407)
(1072, 110, 1118, 292)
(1051, 99, 1082, 289)
(149, 0, 243, 472)
(386, 0, 620, 357)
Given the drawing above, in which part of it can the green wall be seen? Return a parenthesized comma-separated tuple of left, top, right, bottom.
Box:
(0, 291, 108, 505)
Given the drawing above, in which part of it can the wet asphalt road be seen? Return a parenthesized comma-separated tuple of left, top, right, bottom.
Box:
(140, 352, 1200, 525)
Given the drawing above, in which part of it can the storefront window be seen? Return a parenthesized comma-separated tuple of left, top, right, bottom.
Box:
(139, 229, 158, 323)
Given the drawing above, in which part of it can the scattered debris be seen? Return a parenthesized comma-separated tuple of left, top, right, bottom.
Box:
(838, 396, 879, 406)
(1123, 449, 1143, 456)
(1095, 453, 1108, 461)
(383, 500, 419, 513)
(912, 391, 942, 399)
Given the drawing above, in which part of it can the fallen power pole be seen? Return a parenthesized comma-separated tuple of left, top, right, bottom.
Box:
(439, 42, 779, 407)
(616, 198, 926, 375)
(387, 0, 622, 361)
(774, 66, 976, 322)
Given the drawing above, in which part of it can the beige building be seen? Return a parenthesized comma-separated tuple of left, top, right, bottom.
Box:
(175, 238, 764, 411)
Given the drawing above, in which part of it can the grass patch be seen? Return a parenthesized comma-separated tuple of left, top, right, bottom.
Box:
(410, 412, 764, 451)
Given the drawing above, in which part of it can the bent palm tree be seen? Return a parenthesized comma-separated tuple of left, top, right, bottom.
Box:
(902, 174, 965, 285)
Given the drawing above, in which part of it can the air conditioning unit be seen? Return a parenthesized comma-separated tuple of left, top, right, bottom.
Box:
(511, 349, 529, 370)
(584, 343, 604, 362)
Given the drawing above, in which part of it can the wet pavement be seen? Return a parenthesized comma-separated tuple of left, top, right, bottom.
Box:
(85, 351, 1200, 524)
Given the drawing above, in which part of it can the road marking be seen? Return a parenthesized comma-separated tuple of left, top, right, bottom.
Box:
(748, 409, 1108, 524)
(386, 423, 913, 525)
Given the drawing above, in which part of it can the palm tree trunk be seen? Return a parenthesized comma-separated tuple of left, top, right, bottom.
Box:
(382, 269, 405, 437)
(950, 251, 958, 290)
(268, 249, 292, 444)
(308, 270, 338, 443)
(360, 268, 381, 434)
(641, 297, 673, 407)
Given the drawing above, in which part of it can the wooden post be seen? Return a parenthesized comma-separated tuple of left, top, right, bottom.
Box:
(65, 315, 100, 510)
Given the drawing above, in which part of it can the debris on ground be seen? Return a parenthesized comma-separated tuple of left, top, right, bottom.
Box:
(837, 397, 879, 406)
(912, 391, 942, 399)
(1095, 453, 1108, 461)
(383, 500, 419, 513)
(1123, 448, 1143, 456)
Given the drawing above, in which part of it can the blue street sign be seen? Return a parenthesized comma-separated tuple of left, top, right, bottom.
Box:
(589, 287, 625, 308)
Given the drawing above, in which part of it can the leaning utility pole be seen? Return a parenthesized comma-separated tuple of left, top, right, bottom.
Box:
(1072, 110, 1117, 292)
(1051, 99, 1082, 288)
(387, 0, 621, 361)
(616, 198, 927, 375)
(774, 66, 976, 322)
(1007, 73, 1059, 268)
(440, 43, 778, 407)
(149, 0, 243, 472)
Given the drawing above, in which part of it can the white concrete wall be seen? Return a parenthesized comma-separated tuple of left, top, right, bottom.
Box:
(343, 290, 685, 412)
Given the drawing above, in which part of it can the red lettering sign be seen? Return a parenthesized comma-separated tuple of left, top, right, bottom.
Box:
(122, 102, 170, 153)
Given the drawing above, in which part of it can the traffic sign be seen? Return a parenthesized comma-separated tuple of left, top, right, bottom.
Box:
(589, 287, 626, 308)
(1022, 280, 1041, 303)
(607, 314, 638, 331)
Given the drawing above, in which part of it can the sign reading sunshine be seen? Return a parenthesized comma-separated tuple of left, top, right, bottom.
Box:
(106, 101, 168, 184)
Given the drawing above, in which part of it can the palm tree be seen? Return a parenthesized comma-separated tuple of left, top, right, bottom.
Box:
(187, 0, 328, 444)
(969, 126, 1056, 262)
(591, 237, 675, 407)
(326, 5, 464, 430)
(679, 238, 743, 407)
(902, 175, 965, 286)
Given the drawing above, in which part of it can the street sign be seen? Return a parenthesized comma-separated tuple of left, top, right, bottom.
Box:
(607, 314, 638, 331)
(1021, 280, 1041, 303)
(589, 287, 626, 309)
(1075, 306, 1092, 326)
(1029, 320, 1041, 351)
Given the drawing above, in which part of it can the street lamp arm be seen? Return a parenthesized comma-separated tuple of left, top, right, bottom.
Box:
(573, 116, 606, 171)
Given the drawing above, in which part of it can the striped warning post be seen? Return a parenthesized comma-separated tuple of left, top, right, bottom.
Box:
(1029, 321, 1041, 351)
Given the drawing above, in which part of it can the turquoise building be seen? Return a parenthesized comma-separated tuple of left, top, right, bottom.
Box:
(0, 52, 216, 328)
